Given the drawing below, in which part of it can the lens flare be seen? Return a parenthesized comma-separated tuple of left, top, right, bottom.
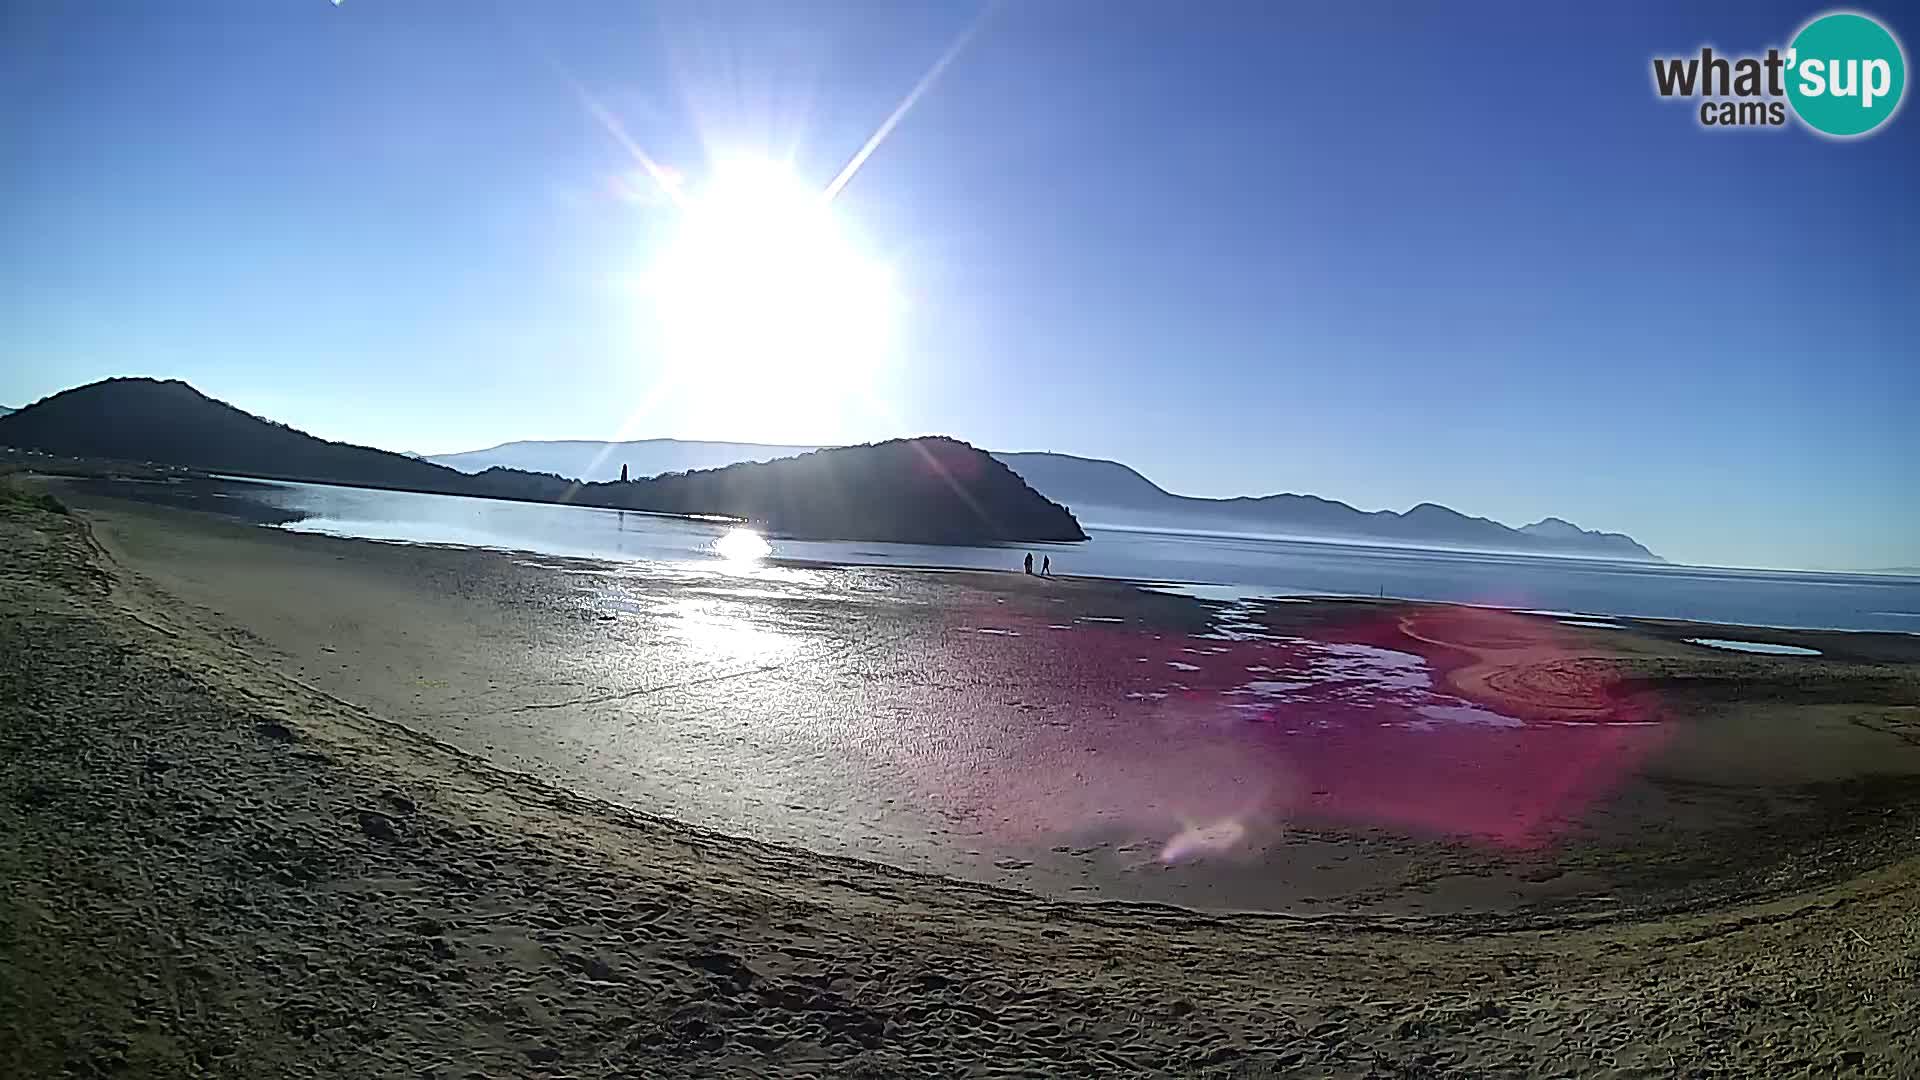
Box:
(1160, 818, 1250, 863)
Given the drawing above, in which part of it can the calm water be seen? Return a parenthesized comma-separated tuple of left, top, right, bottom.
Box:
(123, 475, 1920, 633)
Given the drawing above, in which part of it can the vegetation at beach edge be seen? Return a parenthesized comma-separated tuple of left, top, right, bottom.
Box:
(0, 474, 68, 516)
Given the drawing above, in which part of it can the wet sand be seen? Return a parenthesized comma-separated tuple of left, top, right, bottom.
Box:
(63, 492, 1920, 920)
(5, 492, 1920, 1075)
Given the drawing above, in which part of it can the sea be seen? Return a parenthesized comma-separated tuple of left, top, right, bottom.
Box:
(115, 474, 1920, 633)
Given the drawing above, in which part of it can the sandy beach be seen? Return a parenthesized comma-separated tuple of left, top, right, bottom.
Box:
(5, 490, 1920, 1076)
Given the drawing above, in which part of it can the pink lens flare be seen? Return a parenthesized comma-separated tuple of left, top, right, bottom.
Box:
(891, 597, 1667, 863)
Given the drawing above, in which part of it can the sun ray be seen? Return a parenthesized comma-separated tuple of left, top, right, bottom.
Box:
(902, 436, 999, 534)
(572, 361, 697, 491)
(569, 77, 689, 211)
(821, 3, 997, 205)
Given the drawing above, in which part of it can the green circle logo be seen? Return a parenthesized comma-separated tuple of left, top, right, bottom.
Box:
(1787, 12, 1907, 137)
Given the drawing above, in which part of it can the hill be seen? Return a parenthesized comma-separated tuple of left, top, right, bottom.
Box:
(531, 441, 1084, 544)
(0, 378, 468, 490)
(0, 379, 1084, 545)
(988, 451, 1169, 510)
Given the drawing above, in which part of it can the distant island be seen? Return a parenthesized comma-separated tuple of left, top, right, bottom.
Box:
(0, 379, 1085, 545)
(424, 439, 1663, 562)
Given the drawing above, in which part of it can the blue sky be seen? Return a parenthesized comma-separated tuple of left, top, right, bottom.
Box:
(2, 2, 1914, 570)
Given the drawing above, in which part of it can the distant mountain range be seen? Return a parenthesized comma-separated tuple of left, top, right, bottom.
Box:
(431, 439, 818, 479)
(432, 439, 1662, 562)
(992, 452, 1661, 561)
(0, 379, 1083, 545)
(0, 379, 1656, 559)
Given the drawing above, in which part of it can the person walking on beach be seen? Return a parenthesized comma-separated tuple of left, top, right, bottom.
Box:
(1023, 552, 1034, 575)
(1042, 555, 1051, 576)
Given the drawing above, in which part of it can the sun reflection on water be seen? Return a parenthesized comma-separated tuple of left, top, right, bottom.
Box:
(713, 527, 772, 562)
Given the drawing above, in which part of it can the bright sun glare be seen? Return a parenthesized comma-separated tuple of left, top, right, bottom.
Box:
(714, 526, 772, 562)
(648, 159, 894, 415)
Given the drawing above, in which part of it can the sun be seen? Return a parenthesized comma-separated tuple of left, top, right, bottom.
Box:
(646, 158, 895, 428)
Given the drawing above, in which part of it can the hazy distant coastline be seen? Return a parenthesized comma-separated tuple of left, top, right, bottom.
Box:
(428, 439, 1664, 563)
(0, 376, 1659, 560)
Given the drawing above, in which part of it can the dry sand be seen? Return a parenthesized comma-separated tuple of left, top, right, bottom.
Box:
(4, 494, 1920, 1077)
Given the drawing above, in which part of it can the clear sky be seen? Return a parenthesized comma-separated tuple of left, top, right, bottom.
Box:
(2, 2, 1915, 570)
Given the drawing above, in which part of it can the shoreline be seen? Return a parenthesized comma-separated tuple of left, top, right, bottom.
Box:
(4, 496, 1920, 1074)
(233, 528, 1920, 641)
(30, 463, 1920, 628)
(49, 490, 1920, 915)
(4, 455, 1089, 547)
(48, 466, 1920, 639)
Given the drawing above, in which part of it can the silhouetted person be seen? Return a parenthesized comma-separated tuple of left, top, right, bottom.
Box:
(1042, 555, 1051, 576)
(1024, 552, 1034, 575)
(619, 463, 629, 482)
